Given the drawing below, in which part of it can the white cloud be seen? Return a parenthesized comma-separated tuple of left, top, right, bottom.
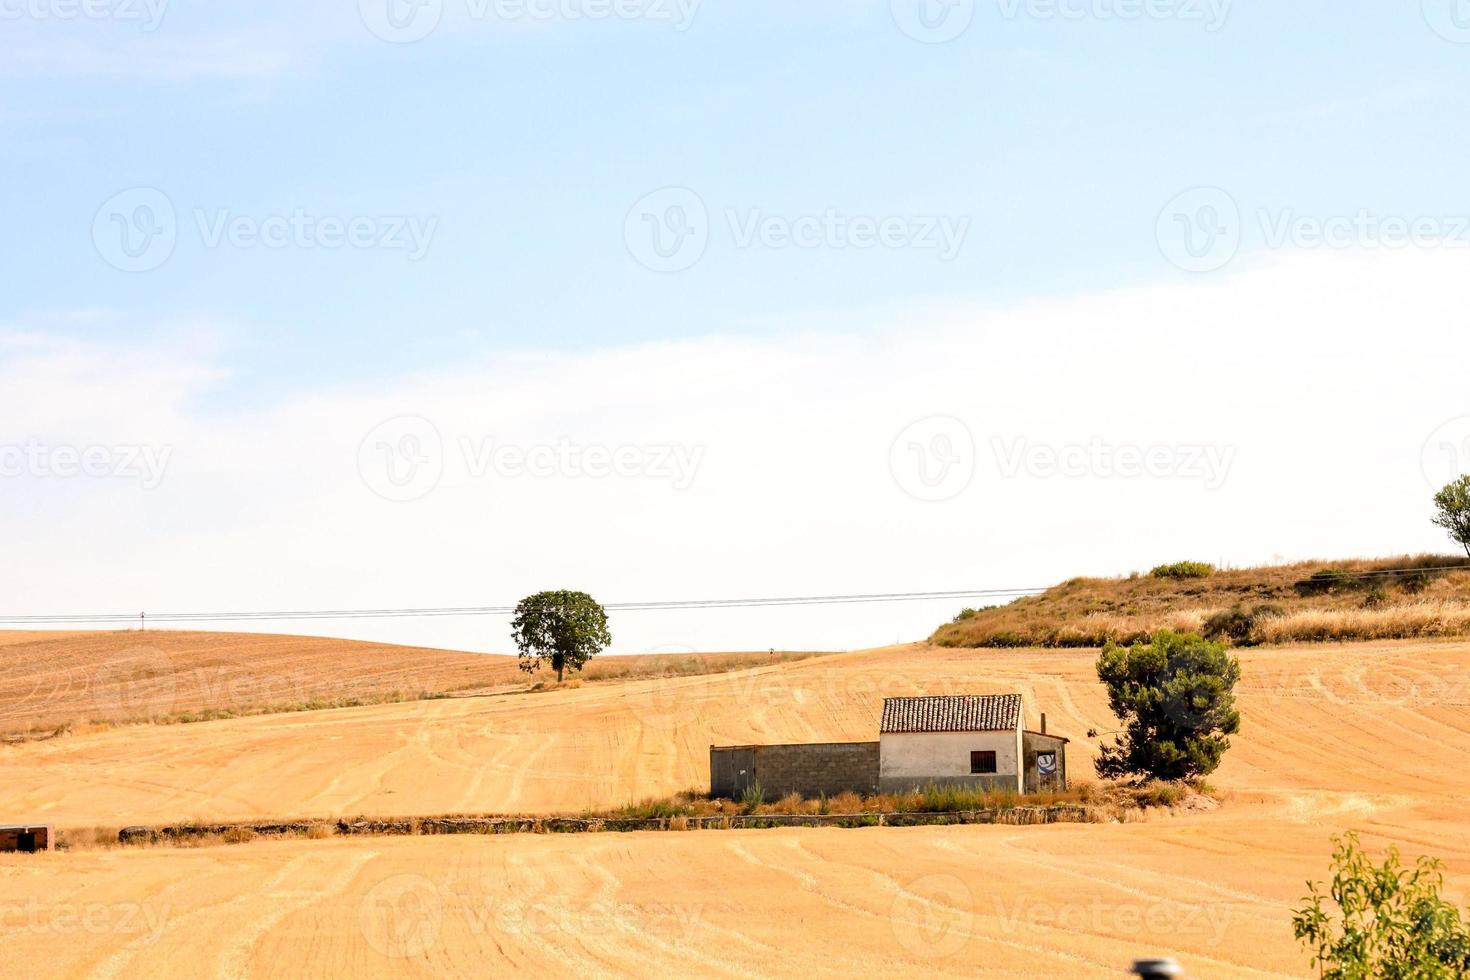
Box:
(1, 247, 1465, 652)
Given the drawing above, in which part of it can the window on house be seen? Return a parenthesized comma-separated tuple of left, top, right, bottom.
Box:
(970, 750, 997, 774)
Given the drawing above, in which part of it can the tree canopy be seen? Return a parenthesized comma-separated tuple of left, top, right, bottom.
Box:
(510, 591, 611, 683)
(1433, 476, 1470, 558)
(1093, 630, 1241, 782)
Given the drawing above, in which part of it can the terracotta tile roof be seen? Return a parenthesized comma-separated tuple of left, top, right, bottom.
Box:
(880, 694, 1022, 734)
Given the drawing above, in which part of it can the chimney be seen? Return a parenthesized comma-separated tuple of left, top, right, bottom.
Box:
(1040, 713, 1047, 735)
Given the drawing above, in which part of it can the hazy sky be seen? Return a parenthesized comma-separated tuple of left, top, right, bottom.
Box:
(4, 1, 1469, 652)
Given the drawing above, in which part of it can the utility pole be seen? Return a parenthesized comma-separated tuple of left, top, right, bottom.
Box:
(140, 611, 146, 632)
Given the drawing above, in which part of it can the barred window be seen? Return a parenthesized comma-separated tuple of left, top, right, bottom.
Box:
(971, 750, 997, 774)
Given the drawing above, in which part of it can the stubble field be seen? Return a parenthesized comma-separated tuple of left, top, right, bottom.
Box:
(2, 633, 1468, 978)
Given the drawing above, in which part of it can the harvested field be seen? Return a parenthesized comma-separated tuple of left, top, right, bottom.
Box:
(3, 633, 1469, 976)
(0, 631, 821, 738)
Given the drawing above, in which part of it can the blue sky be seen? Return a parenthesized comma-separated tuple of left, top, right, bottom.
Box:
(3, 1, 1470, 651)
(8, 1, 1468, 386)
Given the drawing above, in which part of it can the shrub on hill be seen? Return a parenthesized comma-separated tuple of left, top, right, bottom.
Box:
(1202, 603, 1285, 645)
(1150, 561, 1215, 580)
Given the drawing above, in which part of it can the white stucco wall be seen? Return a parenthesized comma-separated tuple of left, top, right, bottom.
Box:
(878, 728, 1023, 793)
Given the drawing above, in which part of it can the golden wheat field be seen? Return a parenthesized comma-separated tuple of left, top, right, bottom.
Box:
(2, 633, 1469, 978)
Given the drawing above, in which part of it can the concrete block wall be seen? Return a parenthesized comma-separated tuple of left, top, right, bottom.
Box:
(710, 742, 880, 798)
(753, 742, 880, 798)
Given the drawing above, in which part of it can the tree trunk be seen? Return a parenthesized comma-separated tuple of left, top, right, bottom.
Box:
(557, 664, 564, 684)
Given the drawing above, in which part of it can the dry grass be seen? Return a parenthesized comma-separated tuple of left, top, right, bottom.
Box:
(1251, 600, 1470, 643)
(592, 780, 1204, 822)
(528, 651, 824, 693)
(933, 555, 1470, 648)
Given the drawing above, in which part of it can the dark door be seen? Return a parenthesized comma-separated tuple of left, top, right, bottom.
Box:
(730, 749, 756, 798)
(17, 832, 38, 853)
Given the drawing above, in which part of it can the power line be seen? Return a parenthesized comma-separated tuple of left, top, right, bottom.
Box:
(0, 587, 1047, 626)
(7, 560, 1465, 627)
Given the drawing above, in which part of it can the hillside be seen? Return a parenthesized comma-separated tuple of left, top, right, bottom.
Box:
(932, 555, 1470, 648)
(3, 635, 1469, 976)
(0, 631, 823, 738)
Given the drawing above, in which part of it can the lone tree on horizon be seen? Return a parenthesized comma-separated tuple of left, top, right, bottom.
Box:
(1433, 475, 1470, 558)
(1092, 630, 1241, 783)
(511, 590, 611, 684)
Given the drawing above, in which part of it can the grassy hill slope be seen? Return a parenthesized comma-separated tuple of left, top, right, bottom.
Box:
(932, 555, 1470, 648)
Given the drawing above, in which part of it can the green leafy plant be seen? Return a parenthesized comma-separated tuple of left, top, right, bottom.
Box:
(1434, 476, 1470, 559)
(739, 781, 765, 814)
(1294, 832, 1470, 979)
(1149, 561, 1216, 580)
(511, 590, 612, 683)
(1093, 630, 1241, 782)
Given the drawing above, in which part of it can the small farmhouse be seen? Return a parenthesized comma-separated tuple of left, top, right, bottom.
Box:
(709, 693, 1067, 800)
(880, 694, 1068, 794)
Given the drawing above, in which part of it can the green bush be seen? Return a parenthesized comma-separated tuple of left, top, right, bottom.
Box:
(1295, 832, 1470, 978)
(1094, 630, 1241, 782)
(739, 781, 765, 814)
(1150, 561, 1216, 580)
